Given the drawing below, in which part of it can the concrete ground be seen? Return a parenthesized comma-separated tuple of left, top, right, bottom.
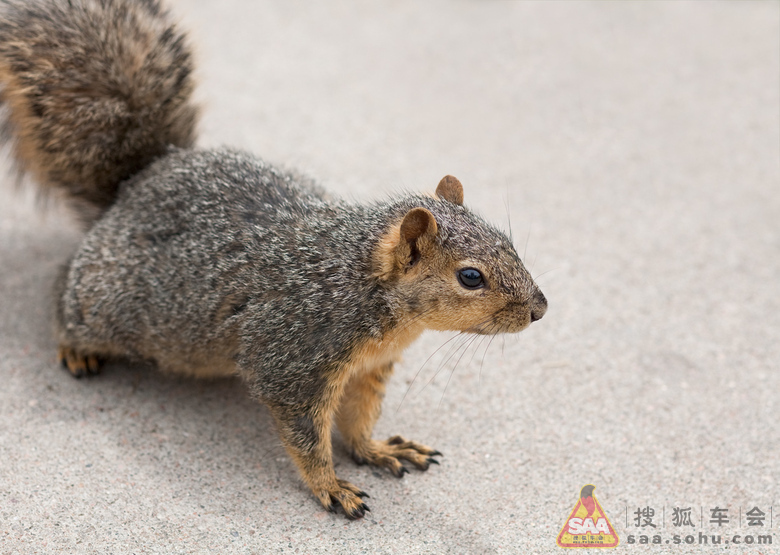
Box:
(1, 1, 778, 553)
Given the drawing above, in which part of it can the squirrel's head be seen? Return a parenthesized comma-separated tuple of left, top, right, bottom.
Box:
(373, 176, 547, 335)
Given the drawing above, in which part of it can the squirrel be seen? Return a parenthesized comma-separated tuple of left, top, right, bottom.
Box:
(0, 0, 547, 519)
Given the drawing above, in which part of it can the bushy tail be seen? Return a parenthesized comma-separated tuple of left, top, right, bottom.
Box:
(0, 0, 198, 212)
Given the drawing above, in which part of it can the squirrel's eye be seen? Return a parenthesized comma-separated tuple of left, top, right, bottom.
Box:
(457, 268, 484, 289)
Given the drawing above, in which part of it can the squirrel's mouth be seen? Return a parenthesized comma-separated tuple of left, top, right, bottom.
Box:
(466, 306, 534, 335)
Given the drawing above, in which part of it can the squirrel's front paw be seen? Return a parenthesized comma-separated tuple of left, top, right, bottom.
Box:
(58, 345, 102, 378)
(315, 478, 370, 520)
(352, 435, 442, 478)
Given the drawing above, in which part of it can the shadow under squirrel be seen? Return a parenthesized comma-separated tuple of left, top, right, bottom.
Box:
(0, 0, 548, 519)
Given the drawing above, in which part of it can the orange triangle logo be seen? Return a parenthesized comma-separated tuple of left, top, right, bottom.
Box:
(556, 485, 619, 548)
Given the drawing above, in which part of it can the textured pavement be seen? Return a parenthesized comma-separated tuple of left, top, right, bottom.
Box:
(1, 1, 778, 553)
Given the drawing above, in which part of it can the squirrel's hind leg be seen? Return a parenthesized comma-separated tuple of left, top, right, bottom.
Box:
(53, 265, 109, 378)
(335, 363, 443, 477)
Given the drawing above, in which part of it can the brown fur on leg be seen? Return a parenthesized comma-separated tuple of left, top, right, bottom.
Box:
(336, 362, 394, 453)
(269, 404, 370, 519)
(336, 363, 442, 477)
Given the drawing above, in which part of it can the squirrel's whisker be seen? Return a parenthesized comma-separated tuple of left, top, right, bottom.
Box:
(468, 332, 489, 367)
(437, 332, 483, 410)
(396, 327, 461, 413)
(479, 333, 499, 387)
(503, 192, 514, 244)
(533, 267, 557, 282)
(390, 306, 434, 338)
(523, 227, 531, 262)
(423, 332, 471, 391)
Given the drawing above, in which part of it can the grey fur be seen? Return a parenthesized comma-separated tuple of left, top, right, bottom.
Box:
(57, 147, 543, 406)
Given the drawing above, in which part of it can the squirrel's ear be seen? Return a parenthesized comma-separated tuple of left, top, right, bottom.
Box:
(400, 207, 438, 244)
(435, 175, 464, 205)
(398, 207, 438, 269)
(373, 208, 438, 279)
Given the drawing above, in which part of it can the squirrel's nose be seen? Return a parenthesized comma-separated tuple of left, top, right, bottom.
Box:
(530, 290, 547, 322)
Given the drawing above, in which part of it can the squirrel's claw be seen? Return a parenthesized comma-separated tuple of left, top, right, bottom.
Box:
(395, 466, 410, 478)
(58, 346, 102, 378)
(352, 435, 442, 477)
(321, 479, 371, 520)
(345, 502, 371, 520)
